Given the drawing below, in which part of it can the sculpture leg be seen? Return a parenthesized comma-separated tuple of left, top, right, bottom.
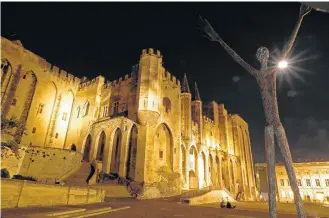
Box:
(265, 125, 277, 218)
(274, 123, 306, 218)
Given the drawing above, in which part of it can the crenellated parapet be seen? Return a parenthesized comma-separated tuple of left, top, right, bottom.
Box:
(203, 116, 215, 125)
(231, 114, 249, 130)
(1, 37, 81, 88)
(162, 70, 180, 87)
(78, 75, 104, 91)
(48, 64, 81, 88)
(140, 48, 162, 59)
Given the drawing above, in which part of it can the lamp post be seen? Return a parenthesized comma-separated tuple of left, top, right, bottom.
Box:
(198, 3, 319, 218)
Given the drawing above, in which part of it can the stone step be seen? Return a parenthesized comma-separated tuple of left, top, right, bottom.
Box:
(92, 184, 132, 198)
(64, 162, 92, 186)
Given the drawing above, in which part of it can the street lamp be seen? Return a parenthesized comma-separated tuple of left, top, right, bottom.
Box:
(278, 60, 288, 69)
(198, 3, 318, 218)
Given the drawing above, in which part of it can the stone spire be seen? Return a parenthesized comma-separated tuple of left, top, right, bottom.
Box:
(194, 82, 201, 101)
(181, 73, 191, 93)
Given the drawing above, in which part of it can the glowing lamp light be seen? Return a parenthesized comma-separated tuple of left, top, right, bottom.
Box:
(278, 60, 288, 69)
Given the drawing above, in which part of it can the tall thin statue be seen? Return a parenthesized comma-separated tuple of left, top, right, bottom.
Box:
(199, 4, 312, 218)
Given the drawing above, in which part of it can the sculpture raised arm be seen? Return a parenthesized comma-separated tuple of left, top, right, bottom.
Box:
(198, 16, 259, 77)
(280, 4, 312, 60)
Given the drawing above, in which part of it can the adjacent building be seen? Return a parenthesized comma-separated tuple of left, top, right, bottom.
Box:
(1, 37, 256, 199)
(255, 162, 329, 204)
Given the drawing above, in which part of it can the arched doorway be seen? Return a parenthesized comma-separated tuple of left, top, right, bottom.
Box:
(96, 131, 106, 161)
(189, 146, 198, 189)
(230, 159, 235, 192)
(70, 144, 77, 151)
(222, 157, 226, 188)
(215, 156, 220, 187)
(200, 151, 207, 187)
(83, 135, 92, 161)
(189, 170, 198, 189)
(209, 154, 214, 186)
(126, 125, 138, 180)
(110, 128, 122, 175)
(181, 145, 187, 182)
(155, 123, 173, 170)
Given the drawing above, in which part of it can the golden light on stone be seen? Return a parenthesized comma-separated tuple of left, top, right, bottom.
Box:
(2, 37, 257, 202)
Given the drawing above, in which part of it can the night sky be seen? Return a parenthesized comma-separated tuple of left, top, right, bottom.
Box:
(2, 2, 329, 163)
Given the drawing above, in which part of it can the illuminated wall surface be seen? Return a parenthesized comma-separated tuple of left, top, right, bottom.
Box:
(255, 162, 329, 204)
(1, 37, 256, 199)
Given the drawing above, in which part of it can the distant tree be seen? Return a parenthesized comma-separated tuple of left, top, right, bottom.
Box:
(1, 168, 10, 178)
(1, 116, 27, 158)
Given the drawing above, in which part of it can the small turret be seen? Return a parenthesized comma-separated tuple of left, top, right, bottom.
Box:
(193, 82, 201, 101)
(192, 82, 203, 143)
(136, 48, 162, 125)
(181, 73, 191, 93)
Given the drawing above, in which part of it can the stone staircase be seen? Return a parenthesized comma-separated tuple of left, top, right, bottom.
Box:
(64, 161, 91, 186)
(165, 189, 212, 202)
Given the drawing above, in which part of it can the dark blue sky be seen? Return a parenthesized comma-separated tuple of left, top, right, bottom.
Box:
(2, 2, 329, 163)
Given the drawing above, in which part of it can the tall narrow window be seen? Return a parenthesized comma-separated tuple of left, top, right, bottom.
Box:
(280, 179, 284, 186)
(325, 179, 329, 187)
(83, 101, 90, 116)
(315, 179, 321, 187)
(103, 106, 108, 117)
(306, 179, 311, 187)
(55, 133, 59, 139)
(114, 102, 119, 114)
(62, 112, 68, 121)
(297, 179, 302, 186)
(287, 179, 290, 186)
(37, 103, 44, 114)
(32, 127, 36, 134)
(11, 98, 17, 106)
(76, 106, 80, 118)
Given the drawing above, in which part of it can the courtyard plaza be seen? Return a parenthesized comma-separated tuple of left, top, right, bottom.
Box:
(1, 198, 329, 218)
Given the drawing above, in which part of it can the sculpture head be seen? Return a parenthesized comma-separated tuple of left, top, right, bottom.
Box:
(256, 47, 269, 68)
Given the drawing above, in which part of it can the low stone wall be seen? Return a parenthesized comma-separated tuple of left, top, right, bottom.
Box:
(187, 190, 236, 205)
(1, 146, 27, 177)
(1, 179, 105, 209)
(18, 146, 83, 184)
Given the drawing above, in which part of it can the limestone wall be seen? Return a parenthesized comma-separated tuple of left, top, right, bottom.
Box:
(1, 147, 26, 178)
(1, 179, 105, 208)
(18, 146, 83, 184)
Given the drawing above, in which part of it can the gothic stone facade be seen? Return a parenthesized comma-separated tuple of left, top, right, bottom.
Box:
(1, 37, 256, 199)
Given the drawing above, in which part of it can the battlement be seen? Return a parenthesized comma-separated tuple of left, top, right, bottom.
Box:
(231, 114, 249, 129)
(163, 70, 180, 87)
(1, 37, 81, 87)
(203, 116, 215, 125)
(78, 75, 104, 91)
(102, 71, 137, 91)
(48, 64, 81, 86)
(141, 48, 162, 58)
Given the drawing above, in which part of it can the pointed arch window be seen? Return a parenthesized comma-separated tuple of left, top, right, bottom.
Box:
(163, 97, 171, 113)
(76, 106, 80, 118)
(83, 101, 90, 117)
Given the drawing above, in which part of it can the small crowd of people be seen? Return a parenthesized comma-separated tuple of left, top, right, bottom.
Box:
(220, 197, 236, 209)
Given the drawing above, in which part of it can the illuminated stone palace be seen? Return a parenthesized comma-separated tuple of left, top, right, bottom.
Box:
(1, 37, 256, 199)
(255, 162, 329, 204)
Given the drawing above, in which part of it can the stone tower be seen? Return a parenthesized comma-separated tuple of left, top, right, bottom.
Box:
(180, 73, 192, 141)
(136, 48, 163, 125)
(192, 82, 203, 144)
